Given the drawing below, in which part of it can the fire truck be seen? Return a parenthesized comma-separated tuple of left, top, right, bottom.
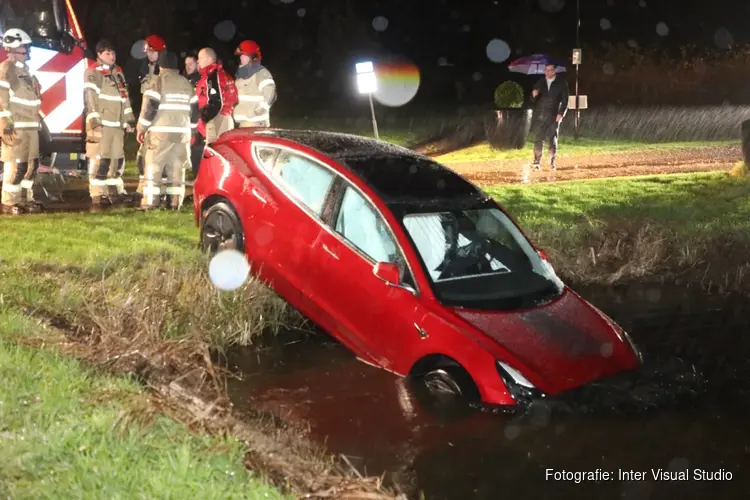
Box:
(0, 0, 90, 171)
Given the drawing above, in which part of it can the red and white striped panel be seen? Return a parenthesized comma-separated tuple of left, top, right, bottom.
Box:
(0, 45, 90, 134)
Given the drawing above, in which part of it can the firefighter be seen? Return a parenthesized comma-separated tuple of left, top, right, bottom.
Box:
(0, 28, 43, 215)
(135, 34, 166, 199)
(233, 40, 276, 128)
(136, 51, 198, 210)
(83, 39, 135, 206)
(192, 47, 238, 176)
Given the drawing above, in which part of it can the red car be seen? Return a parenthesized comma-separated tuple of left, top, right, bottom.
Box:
(193, 128, 643, 407)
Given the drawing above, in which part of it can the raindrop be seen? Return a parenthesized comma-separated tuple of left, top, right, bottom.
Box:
(668, 457, 690, 472)
(254, 227, 273, 246)
(600, 342, 614, 358)
(297, 8, 306, 17)
(645, 288, 661, 303)
(656, 22, 669, 36)
(130, 39, 147, 59)
(472, 72, 482, 81)
(208, 249, 250, 291)
(437, 57, 448, 66)
(409, 165, 418, 174)
(213, 20, 236, 41)
(436, 179, 446, 190)
(316, 69, 324, 78)
(372, 16, 389, 32)
(280, 0, 294, 3)
(627, 39, 639, 49)
(486, 38, 511, 63)
(714, 27, 734, 49)
(639, 0, 646, 6)
(600, 18, 611, 31)
(538, 0, 565, 13)
(461, 25, 471, 32)
(504, 425, 520, 440)
(602, 62, 614, 75)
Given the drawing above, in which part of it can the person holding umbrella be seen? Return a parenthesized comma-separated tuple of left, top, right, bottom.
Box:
(529, 63, 569, 171)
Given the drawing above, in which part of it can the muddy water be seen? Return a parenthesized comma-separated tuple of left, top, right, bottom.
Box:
(224, 284, 750, 499)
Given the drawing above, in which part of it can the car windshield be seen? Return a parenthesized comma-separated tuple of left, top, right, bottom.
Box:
(402, 208, 564, 310)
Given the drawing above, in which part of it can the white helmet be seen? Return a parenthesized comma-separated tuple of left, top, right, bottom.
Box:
(2, 29, 32, 49)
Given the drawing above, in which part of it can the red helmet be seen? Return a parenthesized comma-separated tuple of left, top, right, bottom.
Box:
(144, 34, 166, 52)
(235, 40, 261, 62)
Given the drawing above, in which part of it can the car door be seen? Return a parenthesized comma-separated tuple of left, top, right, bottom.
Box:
(306, 182, 425, 374)
(262, 149, 338, 311)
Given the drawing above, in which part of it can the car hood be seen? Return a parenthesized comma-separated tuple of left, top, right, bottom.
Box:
(452, 288, 638, 394)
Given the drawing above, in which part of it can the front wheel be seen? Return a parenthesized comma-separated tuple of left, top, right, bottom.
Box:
(199, 201, 245, 256)
(409, 365, 480, 420)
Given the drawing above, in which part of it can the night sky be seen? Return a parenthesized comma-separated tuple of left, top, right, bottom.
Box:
(68, 0, 750, 112)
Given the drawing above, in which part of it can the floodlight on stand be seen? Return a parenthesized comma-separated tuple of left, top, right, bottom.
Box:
(354, 60, 379, 139)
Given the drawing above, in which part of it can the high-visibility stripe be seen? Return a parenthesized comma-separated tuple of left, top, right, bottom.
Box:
(258, 79, 275, 89)
(144, 90, 161, 100)
(159, 103, 191, 111)
(233, 114, 251, 122)
(165, 93, 191, 100)
(0, 81, 10, 89)
(14, 122, 40, 128)
(89, 179, 107, 186)
(86, 112, 101, 121)
(0, 111, 11, 118)
(99, 94, 126, 102)
(124, 108, 132, 115)
(247, 114, 269, 122)
(260, 102, 271, 110)
(83, 82, 100, 93)
(138, 118, 152, 127)
(101, 120, 121, 127)
(239, 95, 263, 102)
(9, 96, 41, 107)
(20, 180, 34, 189)
(2, 183, 22, 193)
(189, 95, 198, 103)
(165, 185, 185, 196)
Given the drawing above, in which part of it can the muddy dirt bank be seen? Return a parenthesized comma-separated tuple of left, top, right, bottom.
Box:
(221, 283, 750, 499)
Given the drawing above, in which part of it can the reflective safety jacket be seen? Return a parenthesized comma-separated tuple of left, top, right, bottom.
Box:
(139, 60, 160, 95)
(83, 60, 135, 133)
(0, 59, 42, 131)
(137, 69, 199, 143)
(195, 62, 238, 137)
(233, 63, 276, 126)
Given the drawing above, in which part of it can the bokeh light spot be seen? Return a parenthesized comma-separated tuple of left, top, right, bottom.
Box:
(600, 18, 611, 31)
(539, 0, 565, 13)
(297, 8, 306, 17)
(714, 27, 734, 49)
(213, 20, 236, 41)
(472, 72, 483, 81)
(130, 39, 146, 59)
(373, 60, 421, 107)
(372, 16, 389, 32)
(486, 38, 511, 63)
(602, 62, 615, 75)
(656, 22, 669, 36)
(208, 249, 250, 291)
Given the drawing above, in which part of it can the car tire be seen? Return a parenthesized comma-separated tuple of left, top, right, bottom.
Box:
(409, 364, 479, 419)
(199, 201, 246, 256)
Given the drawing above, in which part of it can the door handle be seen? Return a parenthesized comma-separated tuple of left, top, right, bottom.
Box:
(322, 243, 339, 260)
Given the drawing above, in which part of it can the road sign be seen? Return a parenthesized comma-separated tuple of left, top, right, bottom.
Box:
(568, 95, 588, 110)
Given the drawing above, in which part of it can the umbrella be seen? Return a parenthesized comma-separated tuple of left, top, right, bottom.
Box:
(508, 54, 566, 75)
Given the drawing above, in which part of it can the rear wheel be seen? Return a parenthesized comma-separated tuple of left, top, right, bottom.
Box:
(199, 202, 245, 256)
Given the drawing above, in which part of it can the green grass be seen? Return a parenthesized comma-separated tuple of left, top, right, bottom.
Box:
(436, 138, 736, 164)
(0, 311, 288, 499)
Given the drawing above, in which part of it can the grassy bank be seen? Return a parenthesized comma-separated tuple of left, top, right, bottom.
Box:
(0, 211, 397, 498)
(0, 312, 286, 499)
(489, 171, 750, 290)
(436, 138, 736, 164)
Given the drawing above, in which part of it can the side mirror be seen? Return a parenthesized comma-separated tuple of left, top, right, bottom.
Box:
(372, 262, 401, 286)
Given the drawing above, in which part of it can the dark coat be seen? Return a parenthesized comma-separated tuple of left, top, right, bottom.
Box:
(531, 76, 569, 122)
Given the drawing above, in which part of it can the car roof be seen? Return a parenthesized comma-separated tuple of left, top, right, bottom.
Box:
(250, 128, 492, 212)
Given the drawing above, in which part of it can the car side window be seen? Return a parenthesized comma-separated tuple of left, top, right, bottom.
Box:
(335, 186, 399, 264)
(273, 151, 335, 217)
(254, 146, 278, 170)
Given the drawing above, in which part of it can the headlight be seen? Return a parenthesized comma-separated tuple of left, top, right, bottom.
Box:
(496, 360, 545, 404)
(497, 361, 535, 388)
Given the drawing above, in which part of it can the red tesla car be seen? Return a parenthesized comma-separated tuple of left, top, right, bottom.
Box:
(193, 128, 643, 407)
